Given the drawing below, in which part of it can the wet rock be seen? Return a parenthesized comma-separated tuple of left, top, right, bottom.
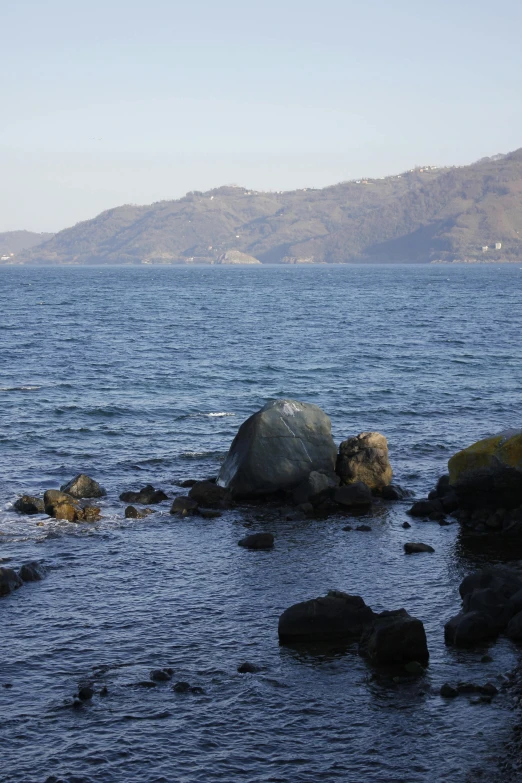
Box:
(188, 481, 230, 509)
(402, 521, 411, 529)
(429, 511, 446, 522)
(506, 610, 522, 640)
(170, 496, 199, 515)
(336, 432, 392, 492)
(61, 474, 106, 499)
(381, 484, 407, 501)
(119, 485, 168, 504)
(448, 430, 522, 509)
(150, 669, 172, 682)
(216, 399, 337, 498)
(444, 611, 499, 646)
(292, 470, 339, 505)
(125, 505, 154, 519)
(355, 524, 372, 532)
(173, 681, 191, 693)
(190, 685, 204, 694)
(407, 499, 440, 517)
(237, 662, 261, 673)
(404, 661, 425, 676)
(100, 686, 109, 696)
(359, 609, 429, 664)
(238, 532, 274, 550)
(333, 482, 372, 510)
(440, 683, 458, 698)
(13, 495, 44, 515)
(296, 502, 314, 517)
(0, 567, 23, 596)
(78, 685, 94, 701)
(80, 505, 102, 522)
(481, 654, 494, 663)
(404, 542, 435, 554)
(198, 508, 222, 519)
(179, 479, 197, 488)
(44, 489, 80, 520)
(342, 525, 353, 532)
(136, 680, 157, 688)
(278, 591, 375, 643)
(19, 561, 46, 582)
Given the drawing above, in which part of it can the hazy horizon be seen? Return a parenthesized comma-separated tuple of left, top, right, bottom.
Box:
(2, 0, 522, 233)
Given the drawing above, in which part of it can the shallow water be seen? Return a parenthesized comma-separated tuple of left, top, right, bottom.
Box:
(1, 264, 522, 783)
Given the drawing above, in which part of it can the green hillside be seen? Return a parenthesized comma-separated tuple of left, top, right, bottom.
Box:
(13, 149, 522, 265)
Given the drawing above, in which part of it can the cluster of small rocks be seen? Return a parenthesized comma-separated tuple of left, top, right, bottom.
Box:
(0, 560, 46, 597)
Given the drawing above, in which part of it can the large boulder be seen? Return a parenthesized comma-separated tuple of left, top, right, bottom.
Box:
(278, 591, 375, 643)
(0, 567, 23, 597)
(359, 609, 429, 664)
(217, 400, 337, 498)
(448, 430, 522, 508)
(60, 474, 106, 499)
(336, 432, 392, 492)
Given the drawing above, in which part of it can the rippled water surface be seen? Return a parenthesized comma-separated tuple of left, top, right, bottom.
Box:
(1, 264, 522, 783)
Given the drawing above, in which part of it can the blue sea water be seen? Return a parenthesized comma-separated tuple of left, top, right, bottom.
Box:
(0, 264, 522, 783)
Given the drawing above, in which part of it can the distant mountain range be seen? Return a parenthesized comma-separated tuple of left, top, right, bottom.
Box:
(0, 231, 54, 258)
(7, 149, 522, 265)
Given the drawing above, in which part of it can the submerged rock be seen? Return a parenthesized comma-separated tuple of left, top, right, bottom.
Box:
(278, 590, 375, 643)
(150, 669, 172, 682)
(19, 561, 46, 582)
(13, 495, 44, 515)
(237, 662, 261, 673)
(216, 399, 337, 498)
(119, 485, 168, 504)
(125, 505, 154, 519)
(0, 567, 23, 597)
(336, 432, 392, 492)
(238, 532, 274, 550)
(404, 542, 435, 554)
(61, 474, 106, 499)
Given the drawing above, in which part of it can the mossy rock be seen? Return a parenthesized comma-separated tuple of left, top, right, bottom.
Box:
(448, 430, 522, 508)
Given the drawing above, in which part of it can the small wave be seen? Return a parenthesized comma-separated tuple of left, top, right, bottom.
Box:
(0, 385, 40, 392)
(207, 412, 235, 417)
(180, 450, 225, 460)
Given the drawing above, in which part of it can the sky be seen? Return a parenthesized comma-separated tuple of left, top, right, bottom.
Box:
(2, 0, 522, 232)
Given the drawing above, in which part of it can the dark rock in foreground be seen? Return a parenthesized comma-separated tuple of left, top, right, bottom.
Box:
(359, 609, 429, 664)
(278, 590, 375, 643)
(238, 533, 274, 550)
(13, 495, 44, 515)
(336, 431, 392, 492)
(61, 474, 106, 499)
(217, 399, 337, 498)
(445, 566, 522, 646)
(0, 567, 23, 597)
(404, 542, 435, 554)
(119, 485, 168, 505)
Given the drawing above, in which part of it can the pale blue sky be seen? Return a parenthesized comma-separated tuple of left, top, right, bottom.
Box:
(2, 0, 521, 231)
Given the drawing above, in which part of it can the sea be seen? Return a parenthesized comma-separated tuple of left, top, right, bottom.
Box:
(1, 263, 522, 783)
